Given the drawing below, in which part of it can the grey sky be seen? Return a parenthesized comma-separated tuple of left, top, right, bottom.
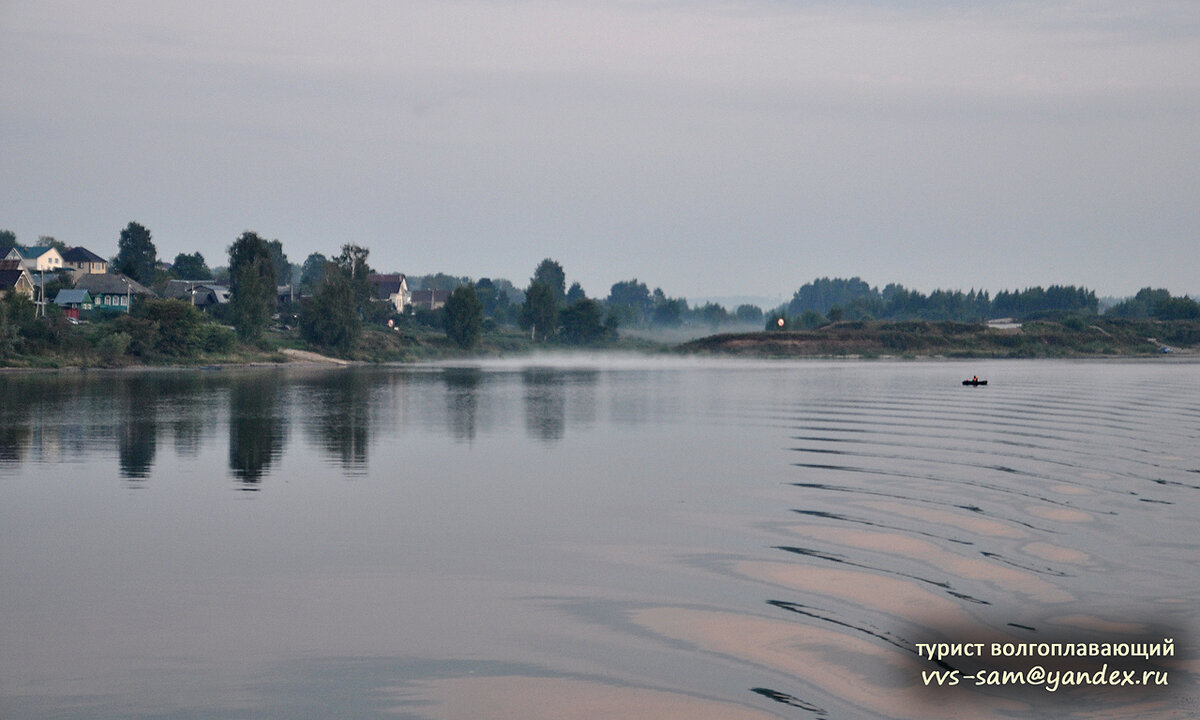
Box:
(3, 0, 1198, 301)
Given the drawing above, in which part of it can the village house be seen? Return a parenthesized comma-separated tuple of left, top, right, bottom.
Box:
(0, 259, 36, 299)
(60, 247, 108, 276)
(409, 288, 449, 311)
(4, 246, 65, 273)
(163, 280, 229, 310)
(368, 273, 411, 312)
(53, 288, 94, 319)
(72, 272, 155, 312)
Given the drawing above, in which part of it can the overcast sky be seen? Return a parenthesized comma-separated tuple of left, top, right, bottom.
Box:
(3, 0, 1198, 302)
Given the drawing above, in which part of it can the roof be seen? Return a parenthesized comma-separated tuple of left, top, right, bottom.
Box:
(61, 246, 107, 264)
(165, 279, 216, 296)
(54, 289, 92, 305)
(368, 273, 408, 298)
(0, 259, 22, 271)
(163, 280, 229, 303)
(410, 289, 449, 305)
(73, 272, 156, 297)
(13, 246, 56, 259)
(0, 269, 32, 289)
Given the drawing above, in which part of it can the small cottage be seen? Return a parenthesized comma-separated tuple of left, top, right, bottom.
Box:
(54, 288, 94, 318)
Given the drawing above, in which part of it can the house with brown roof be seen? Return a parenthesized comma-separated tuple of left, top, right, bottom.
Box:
(368, 273, 411, 312)
(0, 260, 35, 299)
(61, 246, 108, 276)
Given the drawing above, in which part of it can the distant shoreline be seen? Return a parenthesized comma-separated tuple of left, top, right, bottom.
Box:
(4, 318, 1198, 373)
(676, 318, 1198, 359)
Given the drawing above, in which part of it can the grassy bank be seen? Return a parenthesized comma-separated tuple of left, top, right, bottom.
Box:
(677, 318, 1200, 359)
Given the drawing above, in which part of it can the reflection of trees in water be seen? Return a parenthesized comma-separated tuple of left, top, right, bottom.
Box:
(117, 376, 158, 479)
(0, 377, 33, 465)
(443, 367, 482, 442)
(300, 369, 376, 472)
(523, 369, 566, 441)
(521, 368, 598, 442)
(167, 377, 212, 459)
(155, 373, 213, 458)
(522, 369, 601, 442)
(228, 374, 288, 488)
(117, 374, 219, 479)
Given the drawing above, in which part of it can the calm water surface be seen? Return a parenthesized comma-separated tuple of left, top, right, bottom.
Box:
(1, 357, 1197, 719)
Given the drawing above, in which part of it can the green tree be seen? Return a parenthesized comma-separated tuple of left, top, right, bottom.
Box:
(132, 298, 204, 356)
(172, 252, 212, 280)
(300, 262, 359, 353)
(299, 252, 328, 293)
(521, 281, 558, 340)
(335, 244, 373, 315)
(566, 281, 586, 304)
(228, 231, 277, 343)
(651, 291, 686, 326)
(559, 298, 609, 344)
(0, 229, 16, 257)
(443, 283, 484, 349)
(607, 279, 652, 327)
(797, 309, 825, 329)
(1155, 296, 1200, 320)
(38, 236, 68, 253)
(694, 302, 728, 328)
(266, 239, 291, 285)
(414, 272, 467, 293)
(114, 221, 158, 285)
(734, 304, 763, 325)
(532, 258, 566, 303)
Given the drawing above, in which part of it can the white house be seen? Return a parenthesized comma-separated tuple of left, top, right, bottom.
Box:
(5, 246, 65, 273)
(368, 273, 411, 312)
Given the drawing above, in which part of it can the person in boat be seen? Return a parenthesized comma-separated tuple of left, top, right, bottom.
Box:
(973, 376, 978, 382)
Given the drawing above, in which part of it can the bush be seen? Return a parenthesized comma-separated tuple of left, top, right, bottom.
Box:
(96, 331, 132, 359)
(134, 298, 203, 356)
(199, 324, 236, 353)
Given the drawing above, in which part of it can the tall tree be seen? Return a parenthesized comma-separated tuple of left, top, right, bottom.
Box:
(566, 281, 586, 304)
(0, 229, 16, 256)
(114, 221, 158, 285)
(532, 258, 566, 303)
(266, 239, 290, 285)
(521, 281, 558, 341)
(38, 236, 68, 253)
(299, 252, 329, 293)
(172, 252, 212, 280)
(444, 283, 484, 349)
(300, 261, 359, 352)
(228, 231, 277, 343)
(335, 244, 373, 315)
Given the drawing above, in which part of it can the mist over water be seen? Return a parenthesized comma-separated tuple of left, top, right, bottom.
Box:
(1, 359, 1197, 719)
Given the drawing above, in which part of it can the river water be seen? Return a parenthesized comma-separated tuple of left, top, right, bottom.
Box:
(1, 357, 1196, 719)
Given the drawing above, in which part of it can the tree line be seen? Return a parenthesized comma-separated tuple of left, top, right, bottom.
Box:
(768, 276, 1197, 329)
(4, 223, 1198, 364)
